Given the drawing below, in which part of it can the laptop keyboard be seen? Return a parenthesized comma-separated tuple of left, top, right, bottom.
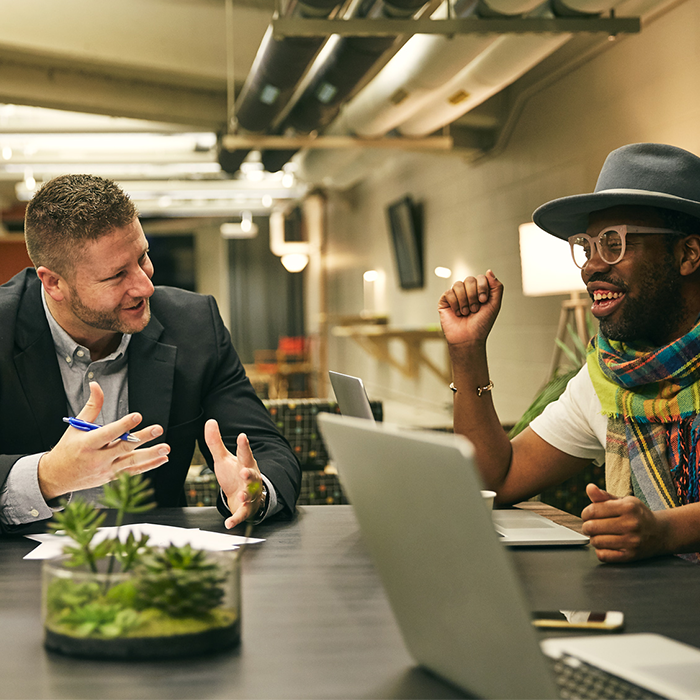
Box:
(550, 653, 666, 699)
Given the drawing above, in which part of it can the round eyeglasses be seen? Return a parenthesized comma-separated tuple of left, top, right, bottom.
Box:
(568, 225, 682, 269)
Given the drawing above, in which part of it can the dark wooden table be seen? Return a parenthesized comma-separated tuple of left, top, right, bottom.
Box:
(510, 503, 700, 649)
(1, 504, 698, 699)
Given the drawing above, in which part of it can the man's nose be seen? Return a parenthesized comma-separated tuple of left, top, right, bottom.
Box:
(582, 245, 612, 278)
(131, 266, 155, 298)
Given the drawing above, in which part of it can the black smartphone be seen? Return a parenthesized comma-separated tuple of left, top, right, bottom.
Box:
(532, 610, 624, 631)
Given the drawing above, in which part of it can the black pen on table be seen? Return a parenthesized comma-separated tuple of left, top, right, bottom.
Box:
(62, 417, 141, 443)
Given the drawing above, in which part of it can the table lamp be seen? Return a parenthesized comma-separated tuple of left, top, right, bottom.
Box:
(518, 222, 590, 379)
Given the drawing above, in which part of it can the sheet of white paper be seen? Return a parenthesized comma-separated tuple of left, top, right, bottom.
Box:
(24, 523, 264, 560)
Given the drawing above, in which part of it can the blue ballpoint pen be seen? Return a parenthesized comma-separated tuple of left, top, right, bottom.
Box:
(62, 417, 140, 443)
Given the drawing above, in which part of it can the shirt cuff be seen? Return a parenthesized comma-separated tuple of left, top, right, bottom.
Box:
(260, 474, 280, 519)
(219, 474, 280, 523)
(0, 454, 60, 525)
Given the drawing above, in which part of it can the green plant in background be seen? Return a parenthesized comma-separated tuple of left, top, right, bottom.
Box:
(508, 316, 595, 439)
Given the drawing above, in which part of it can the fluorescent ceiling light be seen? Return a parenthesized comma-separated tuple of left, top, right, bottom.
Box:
(0, 104, 194, 133)
(1, 104, 308, 216)
(15, 176, 308, 217)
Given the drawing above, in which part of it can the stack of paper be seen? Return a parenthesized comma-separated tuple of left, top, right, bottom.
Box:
(24, 522, 264, 560)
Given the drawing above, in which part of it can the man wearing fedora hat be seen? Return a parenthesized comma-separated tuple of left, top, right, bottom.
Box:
(439, 142, 700, 563)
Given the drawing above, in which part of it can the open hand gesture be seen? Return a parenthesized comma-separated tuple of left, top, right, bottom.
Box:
(38, 382, 169, 501)
(204, 419, 265, 529)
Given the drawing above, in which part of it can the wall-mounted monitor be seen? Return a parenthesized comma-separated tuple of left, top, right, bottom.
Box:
(386, 195, 424, 290)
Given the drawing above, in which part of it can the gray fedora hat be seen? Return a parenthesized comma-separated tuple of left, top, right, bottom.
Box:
(533, 143, 700, 240)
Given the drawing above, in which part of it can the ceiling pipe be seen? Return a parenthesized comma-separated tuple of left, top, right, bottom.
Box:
(226, 0, 638, 185)
(236, 1, 345, 133)
(399, 32, 569, 133)
(218, 0, 344, 174)
(295, 0, 635, 188)
(295, 0, 548, 186)
(286, 0, 434, 134)
(260, 0, 434, 173)
(336, 0, 545, 138)
(396, 0, 629, 136)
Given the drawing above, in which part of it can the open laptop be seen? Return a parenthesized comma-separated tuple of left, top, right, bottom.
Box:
(328, 370, 586, 546)
(328, 370, 375, 421)
(317, 413, 700, 700)
(492, 507, 588, 546)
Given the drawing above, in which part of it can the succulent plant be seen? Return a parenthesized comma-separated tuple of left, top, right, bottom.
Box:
(48, 498, 109, 573)
(55, 601, 141, 638)
(136, 544, 226, 617)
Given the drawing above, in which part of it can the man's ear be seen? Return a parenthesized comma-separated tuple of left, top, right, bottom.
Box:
(678, 236, 700, 276)
(36, 266, 68, 302)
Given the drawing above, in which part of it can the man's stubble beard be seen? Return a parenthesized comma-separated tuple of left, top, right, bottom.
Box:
(597, 252, 687, 347)
(68, 287, 151, 336)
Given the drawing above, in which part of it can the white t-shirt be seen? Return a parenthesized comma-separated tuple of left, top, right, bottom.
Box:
(529, 365, 607, 467)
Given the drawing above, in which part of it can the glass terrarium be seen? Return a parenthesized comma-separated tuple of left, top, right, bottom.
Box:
(42, 548, 241, 659)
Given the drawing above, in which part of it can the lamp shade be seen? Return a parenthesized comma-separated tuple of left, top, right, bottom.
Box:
(281, 253, 309, 273)
(518, 222, 586, 297)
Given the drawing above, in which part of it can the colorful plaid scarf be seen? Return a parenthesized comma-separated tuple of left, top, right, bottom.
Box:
(587, 325, 700, 512)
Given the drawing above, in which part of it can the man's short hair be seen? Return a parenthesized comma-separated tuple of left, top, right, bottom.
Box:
(24, 174, 138, 276)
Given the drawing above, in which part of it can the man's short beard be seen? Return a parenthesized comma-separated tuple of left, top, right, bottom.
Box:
(598, 251, 687, 347)
(68, 285, 151, 335)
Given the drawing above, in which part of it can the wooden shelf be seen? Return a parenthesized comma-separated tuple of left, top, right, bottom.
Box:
(332, 325, 450, 383)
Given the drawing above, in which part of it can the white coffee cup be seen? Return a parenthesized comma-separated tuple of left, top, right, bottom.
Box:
(480, 490, 496, 510)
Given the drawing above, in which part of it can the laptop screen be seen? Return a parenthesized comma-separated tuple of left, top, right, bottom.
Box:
(328, 371, 375, 421)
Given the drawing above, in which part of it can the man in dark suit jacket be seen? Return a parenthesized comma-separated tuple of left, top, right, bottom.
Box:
(0, 174, 300, 534)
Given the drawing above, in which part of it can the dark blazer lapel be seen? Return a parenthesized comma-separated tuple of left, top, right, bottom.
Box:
(13, 275, 67, 449)
(127, 312, 177, 435)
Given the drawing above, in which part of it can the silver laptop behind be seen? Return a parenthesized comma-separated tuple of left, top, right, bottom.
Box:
(328, 370, 586, 546)
(493, 507, 588, 546)
(328, 370, 375, 421)
(317, 413, 700, 700)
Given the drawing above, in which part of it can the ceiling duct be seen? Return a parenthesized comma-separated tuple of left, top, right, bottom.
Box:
(235, 1, 345, 133)
(296, 0, 549, 186)
(398, 11, 570, 135)
(297, 0, 639, 188)
(336, 0, 545, 138)
(217, 0, 343, 174)
(260, 0, 434, 173)
(397, 0, 626, 136)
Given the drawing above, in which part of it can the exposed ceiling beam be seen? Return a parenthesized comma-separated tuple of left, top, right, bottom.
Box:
(221, 134, 453, 151)
(0, 52, 228, 128)
(271, 16, 642, 38)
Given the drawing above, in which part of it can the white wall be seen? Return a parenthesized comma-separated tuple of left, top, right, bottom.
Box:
(323, 0, 700, 427)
